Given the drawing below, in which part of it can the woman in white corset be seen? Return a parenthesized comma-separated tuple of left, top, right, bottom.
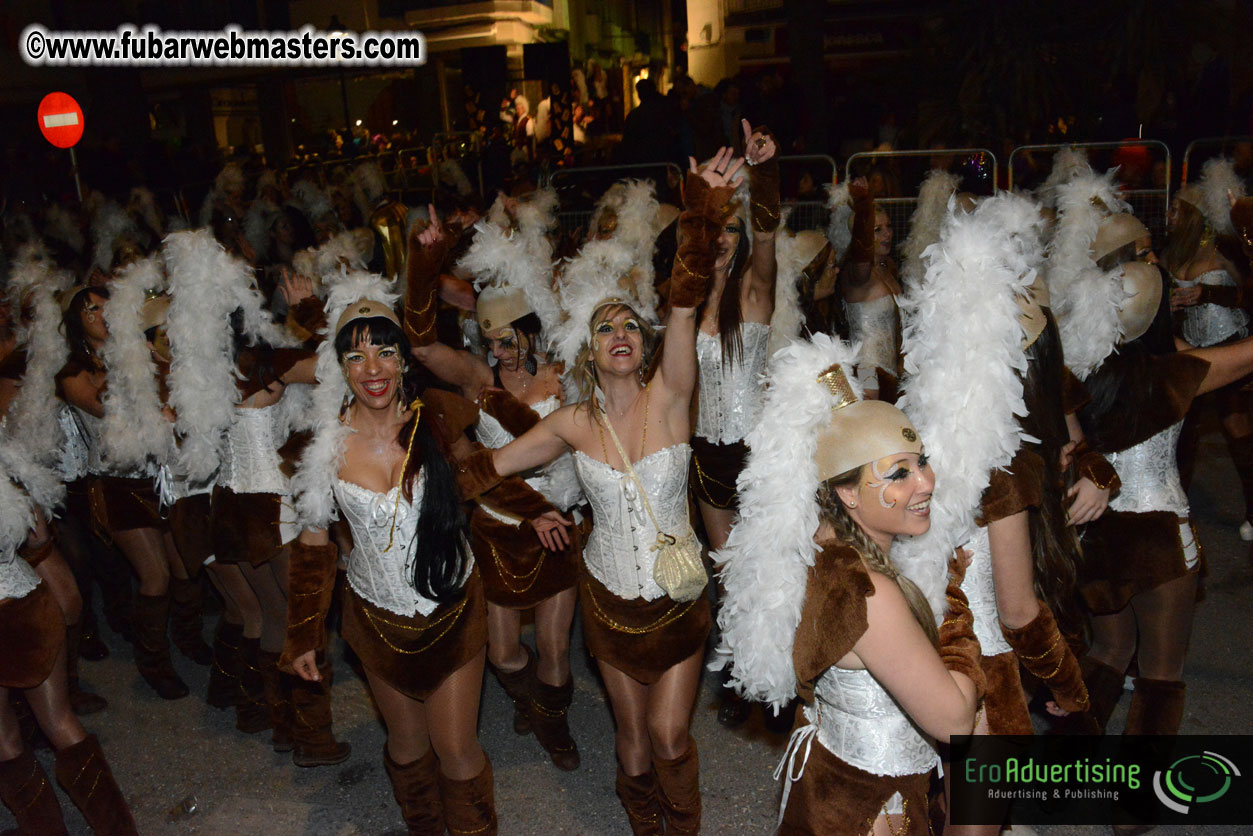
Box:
(840, 177, 901, 401)
(283, 275, 497, 836)
(476, 150, 742, 835)
(715, 336, 982, 836)
(408, 192, 587, 771)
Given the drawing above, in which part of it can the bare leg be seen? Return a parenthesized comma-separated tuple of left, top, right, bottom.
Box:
(696, 499, 736, 553)
(208, 562, 262, 637)
(644, 649, 703, 760)
(1087, 606, 1138, 676)
(533, 587, 576, 686)
(162, 531, 190, 582)
(240, 561, 287, 653)
(22, 644, 87, 752)
(204, 562, 245, 625)
(34, 547, 82, 627)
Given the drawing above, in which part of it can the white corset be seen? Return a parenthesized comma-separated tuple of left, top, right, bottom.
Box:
(1177, 269, 1249, 347)
(961, 526, 1011, 656)
(573, 444, 693, 601)
(335, 474, 447, 618)
(845, 295, 898, 390)
(56, 403, 89, 483)
(223, 404, 288, 496)
(0, 545, 40, 600)
(1105, 421, 1197, 568)
(73, 407, 154, 479)
(476, 396, 583, 514)
(778, 666, 939, 822)
(695, 323, 771, 444)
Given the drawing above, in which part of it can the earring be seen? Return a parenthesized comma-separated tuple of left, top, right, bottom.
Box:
(338, 391, 354, 421)
(524, 353, 538, 375)
(847, 501, 857, 509)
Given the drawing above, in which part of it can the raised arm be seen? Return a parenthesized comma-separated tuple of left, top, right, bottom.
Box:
(741, 119, 780, 316)
(657, 152, 740, 399)
(840, 177, 875, 291)
(490, 407, 574, 478)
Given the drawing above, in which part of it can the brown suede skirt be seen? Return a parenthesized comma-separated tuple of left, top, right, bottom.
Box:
(1079, 510, 1202, 614)
(579, 570, 711, 685)
(89, 474, 166, 534)
(169, 493, 213, 577)
(470, 507, 581, 609)
(341, 567, 488, 701)
(689, 436, 747, 510)
(979, 651, 1032, 736)
(0, 582, 65, 689)
(211, 486, 284, 567)
(778, 730, 932, 836)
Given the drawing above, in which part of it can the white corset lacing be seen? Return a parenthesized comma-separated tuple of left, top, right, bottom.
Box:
(1104, 421, 1197, 568)
(335, 472, 456, 618)
(56, 404, 89, 483)
(960, 526, 1012, 656)
(476, 395, 584, 520)
(221, 404, 299, 543)
(694, 322, 771, 444)
(845, 295, 898, 391)
(776, 667, 940, 826)
(573, 444, 693, 601)
(1176, 269, 1249, 347)
(1, 545, 41, 601)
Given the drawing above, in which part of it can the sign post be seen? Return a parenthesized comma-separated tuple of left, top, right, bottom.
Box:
(36, 91, 85, 202)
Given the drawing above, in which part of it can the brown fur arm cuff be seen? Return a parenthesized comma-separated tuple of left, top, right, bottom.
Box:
(848, 181, 876, 264)
(456, 446, 504, 501)
(423, 387, 481, 439)
(480, 475, 557, 522)
(1198, 283, 1245, 308)
(286, 297, 327, 346)
(940, 580, 987, 701)
(479, 387, 540, 437)
(280, 540, 339, 667)
(669, 173, 736, 310)
(1075, 443, 1120, 493)
(404, 227, 447, 347)
(748, 137, 781, 233)
(1000, 601, 1090, 713)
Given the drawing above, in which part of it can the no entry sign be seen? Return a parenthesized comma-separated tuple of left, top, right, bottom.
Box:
(37, 91, 84, 149)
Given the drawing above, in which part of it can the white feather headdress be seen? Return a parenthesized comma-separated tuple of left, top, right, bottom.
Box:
(291, 181, 336, 226)
(163, 229, 249, 483)
(43, 203, 84, 255)
(1035, 148, 1093, 210)
(3, 245, 72, 468)
(713, 333, 862, 712)
(550, 237, 652, 371)
(91, 201, 139, 272)
(767, 222, 826, 356)
(292, 231, 371, 295)
(588, 180, 664, 310)
(352, 162, 389, 220)
(900, 170, 961, 289)
(100, 256, 172, 469)
(0, 433, 64, 516)
(1192, 157, 1245, 236)
(892, 192, 1044, 620)
(825, 182, 854, 263)
(291, 271, 399, 529)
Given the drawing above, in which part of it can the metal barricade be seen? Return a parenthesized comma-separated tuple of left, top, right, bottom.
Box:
(779, 155, 838, 232)
(844, 148, 998, 250)
(549, 162, 685, 237)
(1181, 136, 1253, 184)
(1008, 140, 1171, 244)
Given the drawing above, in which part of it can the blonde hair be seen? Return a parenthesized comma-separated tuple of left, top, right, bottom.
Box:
(570, 301, 659, 406)
(817, 469, 939, 645)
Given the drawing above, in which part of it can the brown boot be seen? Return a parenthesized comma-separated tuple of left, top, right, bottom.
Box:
(169, 576, 213, 665)
(53, 734, 138, 836)
(65, 625, 108, 716)
(133, 593, 189, 700)
(1124, 678, 1186, 736)
(616, 766, 664, 836)
(439, 757, 497, 836)
(488, 646, 535, 735)
(206, 618, 244, 708)
(290, 654, 351, 767)
(654, 738, 701, 836)
(0, 747, 68, 836)
(384, 746, 445, 836)
(1052, 656, 1127, 735)
(235, 636, 271, 734)
(531, 678, 580, 771)
(1000, 601, 1090, 713)
(259, 650, 293, 752)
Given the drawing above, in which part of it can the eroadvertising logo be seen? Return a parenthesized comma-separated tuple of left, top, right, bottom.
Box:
(950, 735, 1253, 826)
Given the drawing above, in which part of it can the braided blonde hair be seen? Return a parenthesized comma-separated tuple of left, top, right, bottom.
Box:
(817, 469, 938, 645)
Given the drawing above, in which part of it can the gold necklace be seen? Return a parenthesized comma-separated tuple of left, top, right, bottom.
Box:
(597, 383, 649, 467)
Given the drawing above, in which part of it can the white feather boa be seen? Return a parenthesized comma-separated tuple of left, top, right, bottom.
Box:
(99, 257, 172, 469)
(767, 217, 809, 356)
(893, 192, 1043, 623)
(825, 182, 853, 262)
(291, 271, 399, 529)
(91, 201, 139, 272)
(0, 448, 36, 552)
(900, 170, 960, 289)
(4, 246, 71, 467)
(1035, 148, 1093, 209)
(713, 333, 862, 712)
(0, 435, 64, 517)
(1196, 157, 1245, 236)
(163, 230, 246, 483)
(551, 238, 652, 371)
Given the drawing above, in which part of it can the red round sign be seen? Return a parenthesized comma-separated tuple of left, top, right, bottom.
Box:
(37, 91, 84, 149)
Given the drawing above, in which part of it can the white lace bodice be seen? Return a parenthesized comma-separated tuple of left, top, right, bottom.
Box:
(222, 403, 289, 496)
(475, 395, 582, 514)
(695, 323, 771, 444)
(1176, 269, 1249, 347)
(573, 444, 693, 601)
(0, 545, 40, 600)
(335, 474, 448, 618)
(960, 526, 1011, 656)
(56, 403, 89, 483)
(845, 295, 898, 391)
(73, 406, 154, 479)
(1105, 421, 1198, 568)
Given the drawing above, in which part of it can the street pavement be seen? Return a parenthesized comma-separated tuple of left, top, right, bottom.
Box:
(3, 427, 1251, 835)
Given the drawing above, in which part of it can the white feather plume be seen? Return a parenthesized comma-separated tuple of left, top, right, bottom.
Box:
(43, 203, 84, 254)
(767, 217, 811, 356)
(352, 162, 388, 220)
(100, 256, 172, 469)
(893, 192, 1043, 622)
(293, 231, 371, 297)
(91, 201, 139, 272)
(551, 238, 651, 371)
(900, 170, 960, 288)
(1196, 157, 1245, 236)
(291, 271, 399, 529)
(713, 332, 862, 712)
(0, 435, 64, 516)
(4, 245, 71, 467)
(1035, 148, 1093, 210)
(163, 230, 246, 483)
(0, 446, 37, 551)
(825, 182, 854, 262)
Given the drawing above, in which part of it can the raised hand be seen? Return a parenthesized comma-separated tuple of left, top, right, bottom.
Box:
(689, 146, 746, 190)
(741, 119, 777, 166)
(416, 203, 445, 250)
(277, 267, 314, 307)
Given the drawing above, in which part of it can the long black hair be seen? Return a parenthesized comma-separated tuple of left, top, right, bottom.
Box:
(334, 315, 469, 603)
(702, 215, 751, 366)
(62, 285, 109, 371)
